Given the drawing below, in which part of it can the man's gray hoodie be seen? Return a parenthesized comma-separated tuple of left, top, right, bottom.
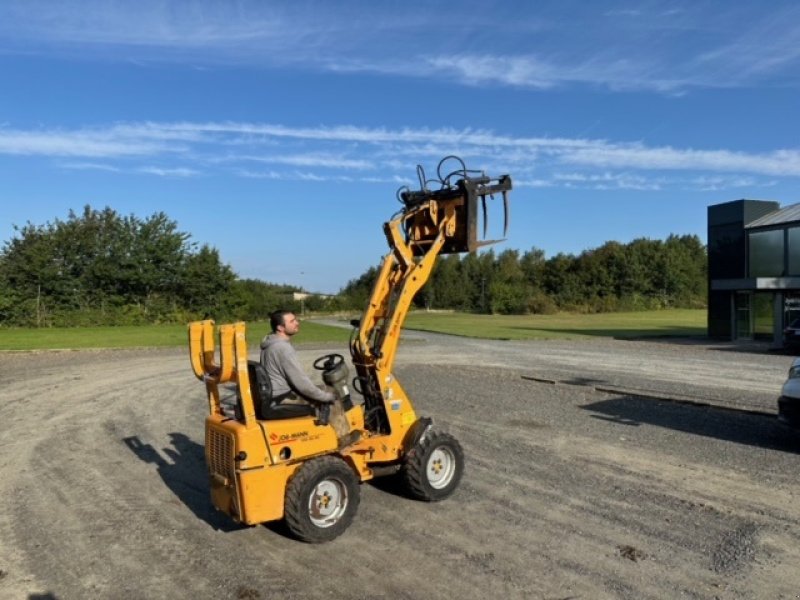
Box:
(259, 333, 335, 403)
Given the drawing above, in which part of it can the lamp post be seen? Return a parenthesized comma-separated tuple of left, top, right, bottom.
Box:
(300, 272, 306, 316)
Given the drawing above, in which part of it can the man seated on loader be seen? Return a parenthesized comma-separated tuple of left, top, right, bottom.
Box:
(260, 309, 360, 449)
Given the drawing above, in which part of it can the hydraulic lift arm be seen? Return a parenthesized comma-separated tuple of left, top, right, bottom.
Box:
(350, 157, 512, 434)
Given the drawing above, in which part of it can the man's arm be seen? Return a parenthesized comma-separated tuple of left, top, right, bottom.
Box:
(277, 344, 336, 403)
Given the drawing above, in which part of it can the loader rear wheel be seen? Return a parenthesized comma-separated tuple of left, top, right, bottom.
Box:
(401, 430, 464, 501)
(284, 456, 360, 543)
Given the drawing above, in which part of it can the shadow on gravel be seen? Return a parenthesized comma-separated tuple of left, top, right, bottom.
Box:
(706, 344, 790, 355)
(530, 330, 795, 356)
(366, 473, 411, 498)
(123, 433, 242, 532)
(618, 336, 799, 357)
(582, 395, 800, 455)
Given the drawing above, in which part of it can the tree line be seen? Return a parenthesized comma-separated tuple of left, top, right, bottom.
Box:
(0, 206, 308, 327)
(340, 236, 707, 315)
(0, 206, 707, 327)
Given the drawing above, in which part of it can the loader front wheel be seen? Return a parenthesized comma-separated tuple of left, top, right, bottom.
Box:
(284, 456, 360, 543)
(401, 430, 464, 501)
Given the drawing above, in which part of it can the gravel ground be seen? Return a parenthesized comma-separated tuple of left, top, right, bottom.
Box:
(0, 334, 799, 599)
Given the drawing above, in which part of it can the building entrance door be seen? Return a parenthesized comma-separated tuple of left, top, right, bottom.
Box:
(735, 292, 752, 340)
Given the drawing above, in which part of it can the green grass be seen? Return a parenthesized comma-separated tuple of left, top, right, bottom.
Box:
(403, 309, 707, 340)
(0, 310, 707, 351)
(0, 319, 350, 351)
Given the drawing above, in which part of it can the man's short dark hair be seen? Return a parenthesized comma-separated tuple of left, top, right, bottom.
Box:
(270, 309, 294, 333)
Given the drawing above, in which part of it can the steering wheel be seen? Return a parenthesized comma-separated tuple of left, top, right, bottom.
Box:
(313, 353, 344, 372)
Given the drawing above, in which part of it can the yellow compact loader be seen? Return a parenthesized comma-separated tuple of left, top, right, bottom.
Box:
(188, 156, 512, 542)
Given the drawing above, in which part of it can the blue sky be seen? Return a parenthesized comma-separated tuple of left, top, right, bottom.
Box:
(1, 1, 799, 293)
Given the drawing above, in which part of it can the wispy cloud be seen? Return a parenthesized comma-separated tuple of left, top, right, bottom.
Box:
(553, 172, 663, 191)
(687, 175, 777, 192)
(0, 127, 176, 157)
(1, 2, 799, 93)
(59, 160, 197, 177)
(239, 153, 373, 170)
(562, 144, 800, 177)
(1, 120, 797, 191)
(425, 55, 561, 89)
(691, 6, 800, 81)
(59, 161, 120, 172)
(138, 166, 200, 177)
(0, 1, 291, 48)
(237, 169, 283, 180)
(236, 168, 355, 183)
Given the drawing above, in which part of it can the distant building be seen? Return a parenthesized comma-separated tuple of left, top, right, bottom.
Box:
(708, 199, 800, 345)
(292, 292, 334, 301)
(292, 291, 335, 316)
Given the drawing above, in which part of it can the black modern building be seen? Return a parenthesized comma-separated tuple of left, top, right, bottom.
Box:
(709, 199, 800, 345)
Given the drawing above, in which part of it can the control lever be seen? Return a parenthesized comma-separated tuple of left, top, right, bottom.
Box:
(316, 404, 330, 426)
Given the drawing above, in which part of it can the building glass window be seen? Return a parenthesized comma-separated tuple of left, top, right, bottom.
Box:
(788, 227, 800, 275)
(753, 293, 774, 340)
(735, 292, 752, 339)
(749, 229, 784, 277)
(709, 223, 745, 279)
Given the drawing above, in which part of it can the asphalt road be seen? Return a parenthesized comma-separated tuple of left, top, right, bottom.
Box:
(0, 334, 798, 599)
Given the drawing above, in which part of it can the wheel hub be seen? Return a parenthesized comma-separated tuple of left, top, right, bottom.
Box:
(427, 447, 456, 489)
(309, 479, 348, 528)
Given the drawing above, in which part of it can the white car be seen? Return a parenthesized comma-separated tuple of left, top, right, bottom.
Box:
(778, 357, 800, 428)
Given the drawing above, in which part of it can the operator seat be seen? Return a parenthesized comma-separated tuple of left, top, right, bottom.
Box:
(246, 361, 316, 420)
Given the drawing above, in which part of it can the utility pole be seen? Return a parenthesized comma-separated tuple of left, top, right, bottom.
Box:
(300, 272, 306, 316)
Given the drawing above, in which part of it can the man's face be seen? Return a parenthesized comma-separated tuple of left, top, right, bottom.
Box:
(280, 313, 300, 336)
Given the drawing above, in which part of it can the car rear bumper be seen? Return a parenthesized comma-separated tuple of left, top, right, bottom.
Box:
(777, 395, 800, 429)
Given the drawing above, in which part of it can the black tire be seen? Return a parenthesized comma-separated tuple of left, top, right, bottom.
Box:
(284, 456, 360, 543)
(401, 430, 464, 501)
